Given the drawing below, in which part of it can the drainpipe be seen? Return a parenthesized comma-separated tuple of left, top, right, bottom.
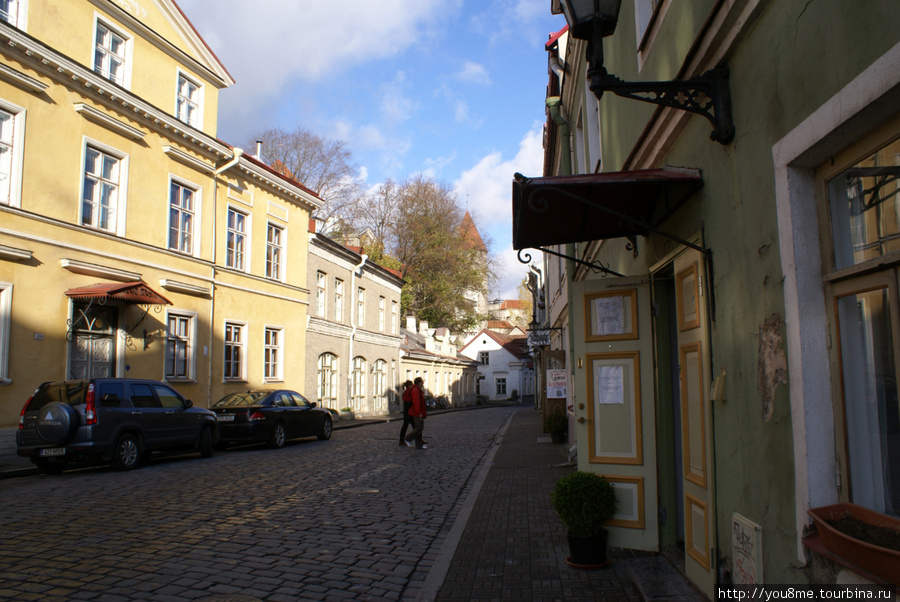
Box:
(205, 148, 244, 407)
(347, 254, 368, 412)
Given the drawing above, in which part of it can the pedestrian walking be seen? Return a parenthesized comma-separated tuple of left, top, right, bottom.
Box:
(404, 377, 428, 449)
(398, 380, 414, 446)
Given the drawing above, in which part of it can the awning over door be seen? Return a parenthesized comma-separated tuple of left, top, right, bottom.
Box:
(512, 167, 703, 250)
(65, 281, 172, 305)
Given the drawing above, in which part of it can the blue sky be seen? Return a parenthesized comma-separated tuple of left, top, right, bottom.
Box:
(176, 0, 563, 300)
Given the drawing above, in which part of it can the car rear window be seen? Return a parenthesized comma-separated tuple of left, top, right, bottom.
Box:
(213, 392, 267, 407)
(28, 382, 88, 411)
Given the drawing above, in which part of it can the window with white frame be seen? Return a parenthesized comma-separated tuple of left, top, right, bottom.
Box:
(356, 287, 365, 327)
(378, 296, 385, 332)
(264, 327, 282, 381)
(93, 20, 128, 87)
(318, 352, 338, 409)
(479, 351, 490, 365)
(176, 73, 201, 128)
(0, 105, 23, 207)
(373, 359, 387, 411)
(495, 377, 507, 397)
(168, 180, 196, 254)
(165, 312, 195, 381)
(266, 223, 284, 280)
(315, 271, 326, 317)
(334, 278, 344, 322)
(226, 208, 248, 271)
(81, 145, 122, 233)
(0, 281, 11, 383)
(351, 356, 366, 411)
(223, 321, 245, 381)
(391, 300, 398, 334)
(0, 1, 21, 27)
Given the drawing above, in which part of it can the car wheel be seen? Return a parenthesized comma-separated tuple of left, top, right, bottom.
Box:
(35, 458, 68, 475)
(111, 433, 141, 471)
(269, 422, 286, 449)
(35, 402, 79, 445)
(199, 427, 213, 458)
(317, 415, 333, 441)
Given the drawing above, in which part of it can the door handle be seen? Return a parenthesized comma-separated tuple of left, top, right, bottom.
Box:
(577, 417, 587, 424)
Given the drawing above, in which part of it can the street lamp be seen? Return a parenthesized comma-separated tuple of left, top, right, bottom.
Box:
(558, 0, 734, 144)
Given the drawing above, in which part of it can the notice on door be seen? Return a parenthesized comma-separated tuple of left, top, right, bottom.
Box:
(547, 369, 568, 399)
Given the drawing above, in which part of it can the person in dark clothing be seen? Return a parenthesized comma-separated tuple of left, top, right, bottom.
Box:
(399, 380, 414, 446)
(404, 377, 428, 449)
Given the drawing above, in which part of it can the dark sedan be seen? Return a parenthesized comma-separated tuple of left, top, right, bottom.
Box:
(211, 390, 333, 449)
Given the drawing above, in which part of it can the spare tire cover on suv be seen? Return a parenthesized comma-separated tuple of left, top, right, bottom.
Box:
(35, 402, 79, 444)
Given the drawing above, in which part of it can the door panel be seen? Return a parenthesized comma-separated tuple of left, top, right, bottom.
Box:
(674, 250, 716, 594)
(573, 277, 658, 550)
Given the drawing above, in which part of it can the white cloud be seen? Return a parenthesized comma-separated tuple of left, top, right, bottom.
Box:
(455, 62, 491, 86)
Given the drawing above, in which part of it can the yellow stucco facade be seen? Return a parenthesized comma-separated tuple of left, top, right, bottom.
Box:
(0, 0, 321, 429)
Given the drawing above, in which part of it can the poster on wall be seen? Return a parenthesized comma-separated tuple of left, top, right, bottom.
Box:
(547, 369, 568, 399)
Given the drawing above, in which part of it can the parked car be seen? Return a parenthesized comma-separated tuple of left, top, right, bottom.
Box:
(211, 389, 333, 449)
(17, 378, 218, 473)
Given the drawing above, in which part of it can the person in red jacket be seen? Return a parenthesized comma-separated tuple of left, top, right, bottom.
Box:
(398, 380, 414, 446)
(404, 377, 428, 449)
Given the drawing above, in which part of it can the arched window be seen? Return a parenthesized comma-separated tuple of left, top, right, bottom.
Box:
(373, 359, 387, 413)
(317, 353, 338, 410)
(351, 356, 366, 412)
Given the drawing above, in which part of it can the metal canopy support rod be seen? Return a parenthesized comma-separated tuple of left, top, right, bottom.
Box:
(518, 246, 625, 277)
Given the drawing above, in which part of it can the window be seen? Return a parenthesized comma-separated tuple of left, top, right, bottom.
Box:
(0, 1, 22, 27)
(223, 322, 245, 381)
(154, 384, 185, 409)
(334, 278, 344, 322)
(81, 145, 121, 233)
(226, 208, 248, 271)
(317, 353, 338, 409)
(266, 224, 284, 280)
(496, 377, 507, 397)
(168, 181, 195, 254)
(176, 73, 201, 127)
(93, 21, 128, 86)
(479, 351, 490, 365)
(316, 271, 326, 317)
(391, 300, 398, 334)
(0, 105, 23, 208)
(373, 359, 387, 412)
(165, 312, 195, 381)
(351, 356, 366, 411)
(264, 327, 282, 381)
(378, 296, 385, 332)
(0, 281, 10, 384)
(823, 127, 900, 516)
(356, 287, 365, 327)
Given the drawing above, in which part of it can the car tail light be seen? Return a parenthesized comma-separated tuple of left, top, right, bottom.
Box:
(249, 411, 265, 422)
(85, 383, 97, 425)
(18, 390, 37, 429)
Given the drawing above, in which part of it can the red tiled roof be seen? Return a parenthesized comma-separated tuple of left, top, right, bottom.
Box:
(460, 211, 487, 252)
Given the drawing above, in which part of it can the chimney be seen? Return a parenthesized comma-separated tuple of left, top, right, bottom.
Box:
(255, 140, 263, 159)
(419, 321, 429, 336)
(406, 316, 417, 331)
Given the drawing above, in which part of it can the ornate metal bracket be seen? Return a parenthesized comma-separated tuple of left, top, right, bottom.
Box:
(589, 63, 734, 144)
(517, 247, 624, 278)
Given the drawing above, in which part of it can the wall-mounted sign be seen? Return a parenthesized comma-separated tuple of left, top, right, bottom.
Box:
(547, 369, 567, 399)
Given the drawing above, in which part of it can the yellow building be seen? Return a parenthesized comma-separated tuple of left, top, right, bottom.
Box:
(0, 0, 321, 436)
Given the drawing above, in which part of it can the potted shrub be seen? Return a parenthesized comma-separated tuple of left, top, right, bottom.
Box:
(545, 412, 568, 444)
(339, 407, 355, 421)
(551, 471, 617, 568)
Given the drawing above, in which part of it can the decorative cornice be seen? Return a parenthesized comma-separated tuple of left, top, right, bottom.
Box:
(0, 61, 46, 93)
(0, 242, 31, 261)
(74, 103, 145, 140)
(60, 258, 141, 281)
(159, 278, 210, 297)
(163, 145, 215, 173)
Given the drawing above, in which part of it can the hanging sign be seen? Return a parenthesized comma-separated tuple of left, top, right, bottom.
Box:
(547, 369, 568, 399)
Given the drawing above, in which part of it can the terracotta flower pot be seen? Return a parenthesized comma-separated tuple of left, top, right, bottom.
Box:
(808, 503, 900, 583)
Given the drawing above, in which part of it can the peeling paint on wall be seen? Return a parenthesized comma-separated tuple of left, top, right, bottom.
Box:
(757, 313, 787, 422)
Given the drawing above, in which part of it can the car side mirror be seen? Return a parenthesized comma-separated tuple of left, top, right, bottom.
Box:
(310, 401, 317, 408)
(185, 399, 193, 408)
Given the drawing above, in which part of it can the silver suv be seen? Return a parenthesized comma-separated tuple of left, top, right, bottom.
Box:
(17, 379, 218, 473)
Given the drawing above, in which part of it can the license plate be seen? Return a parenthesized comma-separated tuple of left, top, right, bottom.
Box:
(39, 448, 66, 457)
(216, 415, 235, 422)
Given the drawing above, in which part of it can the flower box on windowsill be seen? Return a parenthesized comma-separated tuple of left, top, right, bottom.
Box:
(806, 503, 900, 585)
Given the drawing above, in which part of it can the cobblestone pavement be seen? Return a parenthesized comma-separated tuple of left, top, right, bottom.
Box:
(0, 406, 518, 601)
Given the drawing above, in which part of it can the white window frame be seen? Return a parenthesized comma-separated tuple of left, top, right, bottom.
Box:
(0, 99, 25, 208)
(0, 281, 11, 384)
(92, 16, 132, 89)
(378, 296, 385, 332)
(334, 278, 344, 322)
(315, 271, 327, 317)
(264, 325, 283, 382)
(81, 139, 128, 236)
(165, 310, 197, 382)
(351, 356, 366, 411)
(495, 377, 507, 397)
(175, 70, 203, 128)
(168, 177, 200, 256)
(0, 0, 28, 29)
(223, 321, 246, 382)
(373, 359, 387, 411)
(318, 352, 338, 408)
(266, 222, 284, 281)
(391, 300, 398, 334)
(356, 287, 365, 327)
(479, 351, 490, 365)
(226, 206, 249, 272)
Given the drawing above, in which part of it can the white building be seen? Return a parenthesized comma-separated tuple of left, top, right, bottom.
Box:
(459, 330, 534, 401)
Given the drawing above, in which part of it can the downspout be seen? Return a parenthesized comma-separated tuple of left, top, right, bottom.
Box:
(206, 148, 244, 407)
(348, 254, 368, 411)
